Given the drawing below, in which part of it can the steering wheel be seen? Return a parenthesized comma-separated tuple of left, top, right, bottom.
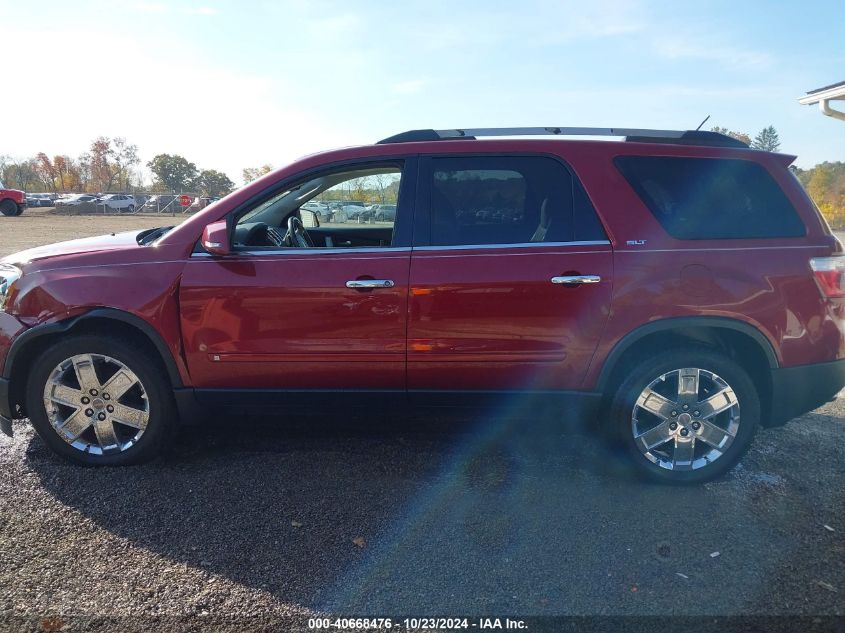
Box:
(284, 216, 315, 248)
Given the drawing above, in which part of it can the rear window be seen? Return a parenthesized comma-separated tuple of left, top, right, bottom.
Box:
(614, 156, 805, 239)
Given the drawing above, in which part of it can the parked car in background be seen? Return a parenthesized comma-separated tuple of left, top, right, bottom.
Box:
(0, 183, 26, 216)
(55, 194, 99, 207)
(340, 201, 367, 220)
(370, 204, 397, 221)
(97, 194, 136, 212)
(188, 197, 219, 212)
(141, 195, 176, 212)
(302, 201, 330, 218)
(25, 194, 53, 208)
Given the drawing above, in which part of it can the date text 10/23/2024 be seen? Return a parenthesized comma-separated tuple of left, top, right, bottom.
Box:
(308, 617, 528, 630)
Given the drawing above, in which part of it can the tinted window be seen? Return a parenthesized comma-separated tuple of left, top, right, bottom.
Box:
(429, 156, 606, 246)
(615, 156, 805, 239)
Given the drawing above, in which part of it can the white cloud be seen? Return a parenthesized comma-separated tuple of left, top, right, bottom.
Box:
(414, 0, 645, 50)
(133, 2, 219, 16)
(134, 2, 168, 12)
(305, 13, 361, 37)
(184, 6, 218, 15)
(391, 80, 427, 96)
(1, 29, 348, 184)
(653, 37, 771, 71)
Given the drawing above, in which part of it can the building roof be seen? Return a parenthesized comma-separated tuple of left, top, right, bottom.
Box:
(807, 80, 845, 96)
(799, 80, 845, 104)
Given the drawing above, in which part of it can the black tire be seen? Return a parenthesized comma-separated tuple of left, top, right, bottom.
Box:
(608, 347, 759, 484)
(26, 335, 176, 466)
(13, 205, 24, 216)
(0, 199, 17, 216)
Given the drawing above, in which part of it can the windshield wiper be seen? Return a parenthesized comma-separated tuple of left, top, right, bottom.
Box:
(136, 226, 174, 246)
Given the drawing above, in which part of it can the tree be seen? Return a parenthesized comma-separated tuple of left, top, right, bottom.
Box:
(242, 164, 273, 184)
(72, 136, 140, 192)
(1, 158, 39, 191)
(193, 169, 234, 197)
(34, 153, 58, 191)
(77, 152, 92, 192)
(31, 153, 83, 192)
(111, 138, 140, 191)
(347, 177, 370, 202)
(798, 162, 845, 229)
(147, 154, 198, 192)
(89, 136, 117, 192)
(52, 155, 82, 192)
(751, 126, 781, 152)
(370, 173, 392, 203)
(807, 165, 832, 205)
(710, 126, 752, 146)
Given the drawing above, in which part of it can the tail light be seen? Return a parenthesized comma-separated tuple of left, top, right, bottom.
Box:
(810, 257, 845, 298)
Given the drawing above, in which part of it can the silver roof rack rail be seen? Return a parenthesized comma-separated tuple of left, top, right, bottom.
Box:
(376, 127, 749, 148)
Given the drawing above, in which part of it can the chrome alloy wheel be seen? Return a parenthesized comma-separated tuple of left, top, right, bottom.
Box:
(631, 368, 740, 471)
(42, 354, 150, 455)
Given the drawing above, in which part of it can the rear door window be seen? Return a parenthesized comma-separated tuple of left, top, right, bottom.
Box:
(426, 156, 606, 247)
(614, 156, 805, 239)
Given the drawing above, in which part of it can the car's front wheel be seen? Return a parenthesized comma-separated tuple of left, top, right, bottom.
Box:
(26, 335, 176, 466)
(609, 348, 759, 484)
(0, 199, 18, 216)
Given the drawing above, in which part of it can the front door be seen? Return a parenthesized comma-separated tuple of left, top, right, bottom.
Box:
(407, 154, 613, 394)
(179, 159, 416, 396)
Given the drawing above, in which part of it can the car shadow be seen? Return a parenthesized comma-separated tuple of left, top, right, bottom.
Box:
(22, 407, 844, 616)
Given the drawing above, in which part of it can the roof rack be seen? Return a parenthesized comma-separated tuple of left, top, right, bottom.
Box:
(376, 127, 749, 148)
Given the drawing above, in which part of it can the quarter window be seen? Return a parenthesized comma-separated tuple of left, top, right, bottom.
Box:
(428, 156, 606, 247)
(614, 156, 805, 239)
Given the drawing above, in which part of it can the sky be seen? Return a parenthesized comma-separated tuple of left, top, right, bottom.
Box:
(2, 0, 843, 184)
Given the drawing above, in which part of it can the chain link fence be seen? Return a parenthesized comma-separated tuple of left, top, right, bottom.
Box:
(45, 193, 218, 217)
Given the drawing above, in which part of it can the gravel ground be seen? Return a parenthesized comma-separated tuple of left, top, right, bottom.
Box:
(1, 407, 844, 631)
(0, 213, 843, 631)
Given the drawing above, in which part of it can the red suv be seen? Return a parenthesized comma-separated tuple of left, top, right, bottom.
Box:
(1, 127, 844, 483)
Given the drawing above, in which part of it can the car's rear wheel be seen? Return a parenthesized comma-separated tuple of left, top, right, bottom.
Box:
(0, 199, 18, 216)
(608, 348, 759, 484)
(26, 335, 176, 466)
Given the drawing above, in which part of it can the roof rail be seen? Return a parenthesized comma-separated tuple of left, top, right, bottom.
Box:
(376, 127, 749, 148)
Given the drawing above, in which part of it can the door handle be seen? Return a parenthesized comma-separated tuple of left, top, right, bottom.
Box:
(551, 275, 601, 285)
(346, 279, 395, 289)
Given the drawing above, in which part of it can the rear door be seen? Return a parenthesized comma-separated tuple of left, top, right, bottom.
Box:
(407, 154, 613, 395)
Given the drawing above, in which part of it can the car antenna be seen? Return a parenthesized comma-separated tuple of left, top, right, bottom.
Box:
(695, 115, 711, 131)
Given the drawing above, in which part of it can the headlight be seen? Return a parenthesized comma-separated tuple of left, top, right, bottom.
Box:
(0, 264, 22, 312)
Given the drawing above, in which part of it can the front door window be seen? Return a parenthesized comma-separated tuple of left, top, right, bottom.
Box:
(233, 165, 403, 250)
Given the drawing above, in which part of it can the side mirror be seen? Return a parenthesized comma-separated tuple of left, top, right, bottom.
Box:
(301, 209, 320, 228)
(201, 220, 231, 256)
